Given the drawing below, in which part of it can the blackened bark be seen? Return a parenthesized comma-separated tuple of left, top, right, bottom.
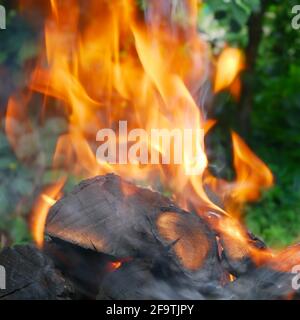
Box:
(0, 245, 73, 300)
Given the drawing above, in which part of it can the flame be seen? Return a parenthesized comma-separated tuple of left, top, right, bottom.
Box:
(231, 131, 274, 204)
(214, 47, 245, 97)
(204, 131, 274, 217)
(110, 261, 122, 271)
(217, 216, 274, 266)
(31, 178, 65, 248)
(5, 0, 280, 274)
(41, 194, 57, 206)
(229, 274, 236, 282)
(13, 0, 216, 212)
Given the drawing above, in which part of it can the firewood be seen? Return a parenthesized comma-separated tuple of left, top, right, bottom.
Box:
(0, 174, 299, 300)
(44, 236, 123, 299)
(0, 245, 73, 300)
(44, 174, 300, 299)
(226, 245, 300, 299)
(46, 174, 224, 280)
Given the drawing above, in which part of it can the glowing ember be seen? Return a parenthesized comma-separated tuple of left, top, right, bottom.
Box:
(110, 261, 122, 271)
(229, 274, 236, 282)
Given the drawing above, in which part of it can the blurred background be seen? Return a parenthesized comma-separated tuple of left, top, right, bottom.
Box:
(0, 0, 299, 248)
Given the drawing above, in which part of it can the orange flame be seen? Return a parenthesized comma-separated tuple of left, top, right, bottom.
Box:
(214, 47, 245, 98)
(18, 0, 215, 211)
(231, 131, 274, 204)
(217, 216, 274, 266)
(204, 131, 273, 216)
(31, 178, 65, 248)
(5, 0, 278, 268)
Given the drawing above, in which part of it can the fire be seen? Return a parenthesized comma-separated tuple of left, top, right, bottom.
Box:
(5, 0, 277, 271)
(229, 274, 236, 282)
(204, 131, 274, 217)
(231, 131, 274, 204)
(31, 178, 65, 248)
(41, 194, 57, 207)
(12, 0, 216, 210)
(214, 47, 245, 98)
(110, 261, 122, 271)
(217, 216, 274, 266)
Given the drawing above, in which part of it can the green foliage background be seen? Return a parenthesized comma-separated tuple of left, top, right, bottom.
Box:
(202, 0, 300, 247)
(246, 2, 300, 247)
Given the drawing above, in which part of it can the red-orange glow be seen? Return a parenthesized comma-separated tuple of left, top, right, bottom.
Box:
(110, 261, 122, 271)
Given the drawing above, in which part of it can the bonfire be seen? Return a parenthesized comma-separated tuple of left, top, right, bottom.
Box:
(0, 0, 299, 300)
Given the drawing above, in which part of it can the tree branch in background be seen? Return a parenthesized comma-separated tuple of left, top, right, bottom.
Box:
(239, 0, 270, 135)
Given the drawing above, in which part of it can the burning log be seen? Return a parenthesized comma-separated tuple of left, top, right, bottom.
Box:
(0, 174, 299, 300)
(227, 245, 300, 300)
(46, 174, 219, 269)
(45, 174, 227, 298)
